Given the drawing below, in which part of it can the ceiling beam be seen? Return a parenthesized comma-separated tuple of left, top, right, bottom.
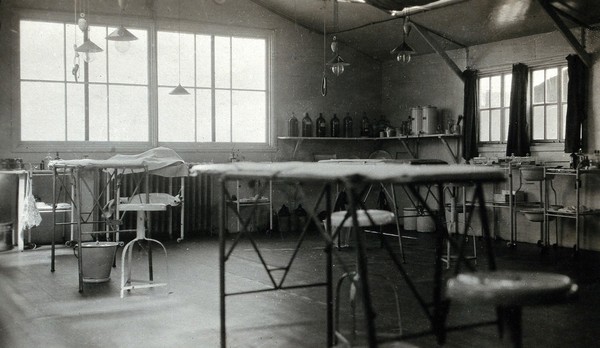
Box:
(537, 0, 592, 67)
(411, 21, 464, 82)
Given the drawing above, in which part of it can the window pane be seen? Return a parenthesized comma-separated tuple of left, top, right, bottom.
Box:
(215, 36, 231, 89)
(232, 37, 266, 90)
(215, 90, 231, 142)
(179, 32, 195, 87)
(88, 26, 107, 83)
(545, 68, 558, 103)
(561, 67, 568, 102)
(108, 85, 148, 141)
(532, 105, 545, 140)
(196, 89, 212, 142)
(157, 31, 179, 86)
(562, 103, 567, 140)
(89, 85, 108, 141)
(232, 91, 266, 142)
(490, 109, 501, 141)
(479, 77, 489, 108)
(158, 87, 195, 142)
(108, 28, 148, 84)
(532, 69, 544, 104)
(479, 110, 489, 142)
(20, 21, 64, 81)
(490, 76, 501, 108)
(504, 108, 510, 142)
(66, 83, 84, 141)
(503, 74, 512, 107)
(196, 35, 212, 88)
(546, 105, 558, 140)
(21, 81, 65, 141)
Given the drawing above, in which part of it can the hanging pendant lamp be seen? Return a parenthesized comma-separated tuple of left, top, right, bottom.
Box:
(391, 17, 416, 63)
(170, 0, 189, 95)
(106, 0, 137, 53)
(75, 13, 103, 63)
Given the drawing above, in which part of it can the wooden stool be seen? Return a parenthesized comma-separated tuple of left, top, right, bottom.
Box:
(446, 271, 578, 348)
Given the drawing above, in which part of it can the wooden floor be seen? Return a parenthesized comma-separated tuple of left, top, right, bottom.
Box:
(0, 230, 598, 348)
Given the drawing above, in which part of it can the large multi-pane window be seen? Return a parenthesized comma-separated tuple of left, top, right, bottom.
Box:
(157, 32, 268, 143)
(19, 19, 149, 142)
(18, 15, 270, 147)
(478, 73, 512, 142)
(478, 64, 568, 144)
(531, 66, 568, 141)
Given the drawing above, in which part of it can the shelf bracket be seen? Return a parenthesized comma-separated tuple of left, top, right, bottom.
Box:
(439, 136, 459, 164)
(292, 138, 304, 160)
(399, 138, 418, 159)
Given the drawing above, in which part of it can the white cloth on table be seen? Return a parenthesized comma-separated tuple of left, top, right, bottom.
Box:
(103, 193, 181, 218)
(49, 147, 189, 177)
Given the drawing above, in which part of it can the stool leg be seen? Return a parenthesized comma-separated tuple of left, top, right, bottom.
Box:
(497, 306, 523, 348)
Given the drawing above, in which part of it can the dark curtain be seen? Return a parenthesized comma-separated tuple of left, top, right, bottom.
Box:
(506, 63, 530, 156)
(564, 54, 588, 153)
(462, 69, 478, 162)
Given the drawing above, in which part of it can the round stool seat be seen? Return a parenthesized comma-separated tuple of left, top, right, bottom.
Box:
(330, 209, 395, 228)
(446, 271, 577, 307)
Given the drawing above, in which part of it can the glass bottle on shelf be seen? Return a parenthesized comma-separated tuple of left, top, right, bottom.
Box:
(330, 113, 340, 137)
(343, 112, 353, 138)
(288, 112, 298, 137)
(360, 112, 371, 137)
(301, 112, 313, 137)
(316, 113, 327, 137)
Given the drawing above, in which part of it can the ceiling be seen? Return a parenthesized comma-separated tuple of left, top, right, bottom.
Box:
(249, 0, 600, 61)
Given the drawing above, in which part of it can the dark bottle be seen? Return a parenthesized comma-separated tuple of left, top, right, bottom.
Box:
(288, 112, 298, 137)
(360, 112, 371, 137)
(316, 113, 327, 137)
(330, 113, 340, 137)
(277, 205, 291, 234)
(343, 112, 353, 138)
(301, 112, 313, 137)
(294, 204, 308, 233)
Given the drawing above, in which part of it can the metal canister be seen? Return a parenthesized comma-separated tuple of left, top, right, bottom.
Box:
(409, 107, 422, 135)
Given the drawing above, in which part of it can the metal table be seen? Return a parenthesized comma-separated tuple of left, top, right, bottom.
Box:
(190, 161, 505, 347)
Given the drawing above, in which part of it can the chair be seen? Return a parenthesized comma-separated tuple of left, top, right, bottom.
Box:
(330, 209, 401, 346)
(445, 270, 578, 348)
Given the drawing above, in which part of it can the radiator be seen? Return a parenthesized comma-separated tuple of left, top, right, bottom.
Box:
(115, 173, 215, 239)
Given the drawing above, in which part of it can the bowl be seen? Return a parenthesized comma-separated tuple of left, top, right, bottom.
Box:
(520, 166, 544, 181)
(521, 209, 555, 222)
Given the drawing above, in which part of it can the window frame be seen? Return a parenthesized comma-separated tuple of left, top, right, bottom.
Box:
(477, 70, 512, 144)
(12, 9, 275, 153)
(529, 64, 568, 143)
(477, 60, 568, 148)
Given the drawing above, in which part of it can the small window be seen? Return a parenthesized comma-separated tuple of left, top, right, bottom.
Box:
(478, 73, 512, 143)
(531, 66, 568, 142)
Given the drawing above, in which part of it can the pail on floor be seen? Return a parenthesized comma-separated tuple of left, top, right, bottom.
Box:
(79, 241, 119, 283)
(0, 222, 13, 251)
(403, 208, 417, 231)
(417, 211, 436, 233)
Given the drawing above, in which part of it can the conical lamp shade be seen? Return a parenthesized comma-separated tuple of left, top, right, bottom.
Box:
(390, 41, 416, 55)
(169, 84, 190, 95)
(106, 25, 138, 41)
(75, 39, 104, 53)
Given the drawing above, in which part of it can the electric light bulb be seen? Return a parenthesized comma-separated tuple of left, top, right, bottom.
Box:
(115, 40, 131, 53)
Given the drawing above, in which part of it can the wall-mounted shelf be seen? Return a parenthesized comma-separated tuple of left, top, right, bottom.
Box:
(277, 134, 461, 162)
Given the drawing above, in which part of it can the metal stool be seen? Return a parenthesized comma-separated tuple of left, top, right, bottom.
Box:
(446, 271, 578, 348)
(331, 209, 399, 346)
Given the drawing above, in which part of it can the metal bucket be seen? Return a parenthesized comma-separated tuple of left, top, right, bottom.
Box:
(417, 211, 436, 233)
(79, 242, 119, 283)
(403, 208, 417, 231)
(0, 222, 13, 251)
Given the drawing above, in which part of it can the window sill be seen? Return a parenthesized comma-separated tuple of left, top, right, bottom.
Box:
(13, 142, 277, 154)
(478, 142, 566, 155)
